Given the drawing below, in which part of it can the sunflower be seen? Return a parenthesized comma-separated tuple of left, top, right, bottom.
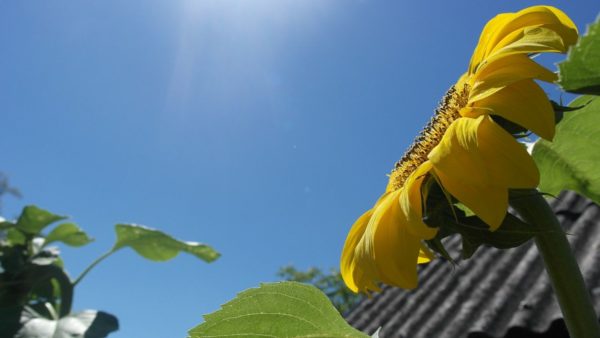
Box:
(341, 6, 578, 293)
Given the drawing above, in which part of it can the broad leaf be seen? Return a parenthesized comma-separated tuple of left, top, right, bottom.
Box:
(45, 223, 93, 247)
(558, 16, 600, 95)
(16, 310, 118, 338)
(188, 282, 369, 338)
(112, 224, 219, 262)
(16, 206, 66, 235)
(533, 96, 600, 204)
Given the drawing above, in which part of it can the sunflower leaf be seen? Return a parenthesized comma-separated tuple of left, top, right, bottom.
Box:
(533, 96, 600, 204)
(112, 224, 220, 263)
(558, 16, 600, 95)
(188, 282, 369, 338)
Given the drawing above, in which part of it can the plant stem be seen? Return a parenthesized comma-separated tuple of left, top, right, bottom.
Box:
(72, 250, 115, 287)
(511, 190, 600, 338)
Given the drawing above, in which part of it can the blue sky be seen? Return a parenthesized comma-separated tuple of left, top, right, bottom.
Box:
(1, 1, 597, 337)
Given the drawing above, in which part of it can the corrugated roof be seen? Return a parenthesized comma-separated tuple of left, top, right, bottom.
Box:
(345, 191, 600, 338)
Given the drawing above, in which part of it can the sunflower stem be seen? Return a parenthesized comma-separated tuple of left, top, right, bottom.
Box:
(511, 190, 600, 338)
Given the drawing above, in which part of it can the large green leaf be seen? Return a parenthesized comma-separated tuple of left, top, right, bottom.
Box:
(16, 310, 118, 338)
(112, 224, 219, 262)
(558, 16, 600, 95)
(45, 223, 93, 247)
(16, 206, 66, 235)
(188, 282, 369, 338)
(533, 96, 600, 204)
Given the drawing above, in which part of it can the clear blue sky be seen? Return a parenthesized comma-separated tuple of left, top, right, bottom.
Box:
(1, 1, 597, 337)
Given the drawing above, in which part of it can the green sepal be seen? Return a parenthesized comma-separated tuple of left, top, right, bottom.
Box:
(551, 100, 586, 125)
(491, 114, 527, 136)
(425, 237, 455, 263)
(423, 180, 537, 259)
(453, 213, 534, 259)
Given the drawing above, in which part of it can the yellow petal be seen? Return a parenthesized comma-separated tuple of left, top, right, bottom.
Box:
(428, 116, 539, 229)
(469, 13, 512, 74)
(435, 168, 508, 230)
(464, 79, 555, 140)
(348, 256, 381, 294)
(363, 190, 422, 289)
(477, 116, 540, 188)
(469, 54, 557, 102)
(486, 27, 570, 66)
(340, 209, 375, 292)
(350, 191, 396, 292)
(469, 6, 577, 74)
(399, 161, 438, 239)
(487, 6, 577, 55)
(418, 244, 434, 264)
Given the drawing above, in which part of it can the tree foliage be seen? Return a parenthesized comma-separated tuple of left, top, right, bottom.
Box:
(277, 265, 362, 315)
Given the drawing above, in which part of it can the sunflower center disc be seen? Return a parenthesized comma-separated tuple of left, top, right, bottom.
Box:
(388, 85, 469, 191)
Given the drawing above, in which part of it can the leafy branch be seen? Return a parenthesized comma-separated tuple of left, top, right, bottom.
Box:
(0, 205, 219, 338)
